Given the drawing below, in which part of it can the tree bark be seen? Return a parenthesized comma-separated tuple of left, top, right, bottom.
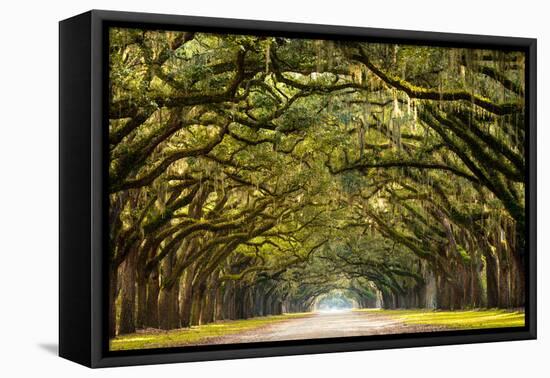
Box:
(179, 266, 195, 327)
(214, 285, 223, 320)
(158, 252, 180, 329)
(145, 267, 160, 328)
(484, 248, 499, 308)
(190, 281, 206, 326)
(470, 258, 483, 308)
(437, 273, 452, 310)
(511, 252, 525, 307)
(497, 240, 511, 308)
(201, 274, 219, 324)
(118, 247, 137, 335)
(108, 264, 119, 337)
(136, 270, 147, 329)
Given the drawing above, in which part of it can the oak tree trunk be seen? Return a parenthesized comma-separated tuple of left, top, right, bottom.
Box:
(118, 247, 137, 335)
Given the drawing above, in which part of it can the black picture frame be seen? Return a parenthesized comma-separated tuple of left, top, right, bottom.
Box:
(59, 9, 537, 368)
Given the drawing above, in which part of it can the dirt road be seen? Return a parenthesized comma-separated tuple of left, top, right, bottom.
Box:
(206, 310, 446, 345)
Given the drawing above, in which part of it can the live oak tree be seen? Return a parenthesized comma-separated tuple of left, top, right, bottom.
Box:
(108, 28, 526, 336)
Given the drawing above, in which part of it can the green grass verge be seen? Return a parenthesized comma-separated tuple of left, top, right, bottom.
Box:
(110, 312, 311, 351)
(354, 308, 525, 329)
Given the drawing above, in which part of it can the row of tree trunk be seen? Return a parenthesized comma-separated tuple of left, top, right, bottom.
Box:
(110, 260, 286, 336)
(110, 239, 524, 337)
(109, 223, 524, 337)
(378, 228, 525, 310)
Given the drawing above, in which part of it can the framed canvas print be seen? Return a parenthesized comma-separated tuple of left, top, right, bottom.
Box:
(59, 10, 536, 368)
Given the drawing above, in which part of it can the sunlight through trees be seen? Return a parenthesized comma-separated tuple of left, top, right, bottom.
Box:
(108, 28, 526, 340)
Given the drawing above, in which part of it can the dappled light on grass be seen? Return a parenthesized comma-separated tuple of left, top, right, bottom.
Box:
(354, 309, 525, 329)
(110, 313, 312, 351)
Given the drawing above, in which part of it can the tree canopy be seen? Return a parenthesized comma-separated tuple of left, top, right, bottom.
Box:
(108, 27, 526, 336)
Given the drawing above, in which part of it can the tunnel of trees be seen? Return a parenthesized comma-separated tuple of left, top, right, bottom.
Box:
(108, 27, 526, 337)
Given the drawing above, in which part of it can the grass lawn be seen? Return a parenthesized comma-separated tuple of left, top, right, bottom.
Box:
(110, 312, 311, 351)
(355, 308, 525, 329)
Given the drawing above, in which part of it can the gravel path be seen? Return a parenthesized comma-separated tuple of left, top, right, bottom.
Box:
(205, 310, 447, 345)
